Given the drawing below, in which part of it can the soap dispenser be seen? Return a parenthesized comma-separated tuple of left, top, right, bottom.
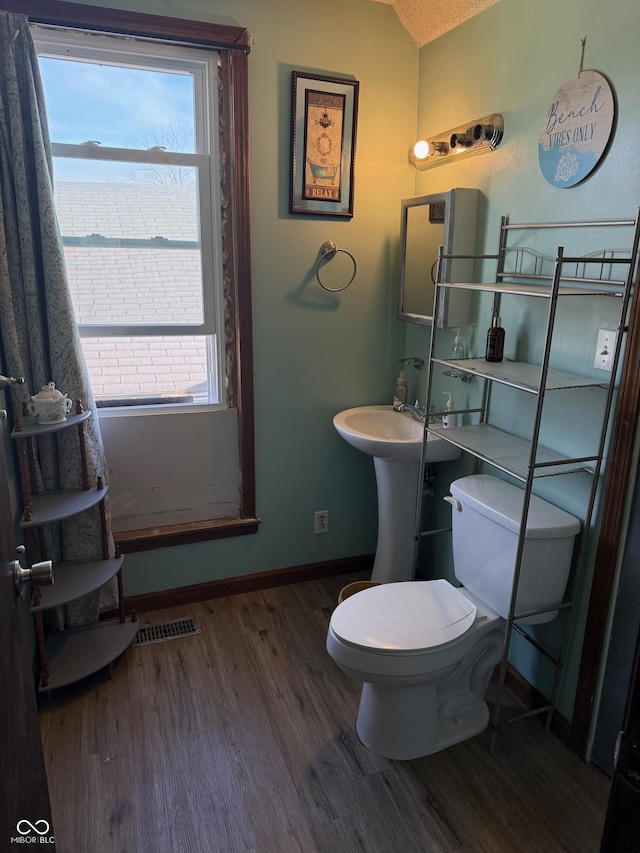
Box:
(485, 312, 505, 362)
(393, 370, 407, 409)
(442, 391, 457, 428)
(451, 329, 465, 360)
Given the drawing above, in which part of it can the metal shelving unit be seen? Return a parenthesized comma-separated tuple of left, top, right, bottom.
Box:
(418, 212, 640, 737)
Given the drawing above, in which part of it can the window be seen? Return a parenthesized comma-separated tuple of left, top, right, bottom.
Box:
(36, 33, 224, 408)
(22, 2, 256, 548)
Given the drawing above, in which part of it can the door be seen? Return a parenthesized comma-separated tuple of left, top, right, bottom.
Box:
(0, 424, 55, 849)
(592, 454, 640, 774)
(600, 618, 640, 851)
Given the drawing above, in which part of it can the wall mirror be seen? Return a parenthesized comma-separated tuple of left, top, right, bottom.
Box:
(397, 188, 479, 327)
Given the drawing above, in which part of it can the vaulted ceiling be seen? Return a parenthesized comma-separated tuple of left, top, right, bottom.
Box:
(369, 0, 500, 47)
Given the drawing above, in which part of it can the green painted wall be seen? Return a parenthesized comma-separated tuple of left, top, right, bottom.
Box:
(413, 0, 637, 219)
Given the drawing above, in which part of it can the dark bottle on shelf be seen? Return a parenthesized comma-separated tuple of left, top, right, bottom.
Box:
(485, 313, 505, 362)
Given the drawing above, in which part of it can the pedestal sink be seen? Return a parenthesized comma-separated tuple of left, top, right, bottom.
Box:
(333, 405, 461, 583)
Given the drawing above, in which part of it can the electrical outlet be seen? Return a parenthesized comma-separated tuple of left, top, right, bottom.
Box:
(314, 510, 328, 534)
(594, 329, 617, 371)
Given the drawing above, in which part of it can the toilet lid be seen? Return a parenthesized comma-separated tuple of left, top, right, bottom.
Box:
(330, 579, 477, 653)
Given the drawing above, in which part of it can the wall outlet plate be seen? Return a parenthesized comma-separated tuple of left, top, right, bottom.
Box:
(314, 510, 328, 534)
(594, 329, 617, 371)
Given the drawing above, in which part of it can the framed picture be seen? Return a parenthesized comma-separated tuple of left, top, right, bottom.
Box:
(290, 71, 359, 218)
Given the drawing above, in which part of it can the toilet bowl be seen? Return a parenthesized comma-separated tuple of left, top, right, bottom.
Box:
(327, 579, 505, 759)
(326, 474, 580, 760)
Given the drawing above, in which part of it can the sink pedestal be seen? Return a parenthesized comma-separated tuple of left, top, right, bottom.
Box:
(372, 457, 421, 583)
(333, 406, 461, 584)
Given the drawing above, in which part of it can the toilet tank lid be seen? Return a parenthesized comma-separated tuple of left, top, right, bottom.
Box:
(450, 475, 581, 539)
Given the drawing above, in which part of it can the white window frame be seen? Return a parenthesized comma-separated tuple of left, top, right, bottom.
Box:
(34, 30, 227, 414)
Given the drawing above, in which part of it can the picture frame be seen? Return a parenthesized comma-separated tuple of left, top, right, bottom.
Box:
(290, 71, 359, 218)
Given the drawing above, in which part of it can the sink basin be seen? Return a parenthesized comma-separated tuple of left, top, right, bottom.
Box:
(334, 405, 461, 583)
(333, 405, 460, 462)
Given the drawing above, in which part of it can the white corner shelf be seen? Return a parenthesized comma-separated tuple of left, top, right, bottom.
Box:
(12, 404, 135, 691)
(11, 409, 91, 439)
(38, 619, 139, 692)
(20, 486, 108, 527)
(31, 555, 125, 612)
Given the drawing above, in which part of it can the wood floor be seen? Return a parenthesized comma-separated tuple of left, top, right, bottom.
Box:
(39, 574, 610, 852)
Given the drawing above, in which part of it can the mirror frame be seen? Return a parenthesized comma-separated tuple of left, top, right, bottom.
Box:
(397, 189, 479, 327)
(397, 191, 453, 326)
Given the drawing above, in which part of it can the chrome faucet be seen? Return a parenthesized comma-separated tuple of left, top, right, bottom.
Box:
(397, 399, 430, 423)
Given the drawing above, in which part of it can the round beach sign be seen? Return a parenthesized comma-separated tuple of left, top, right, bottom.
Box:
(538, 70, 614, 188)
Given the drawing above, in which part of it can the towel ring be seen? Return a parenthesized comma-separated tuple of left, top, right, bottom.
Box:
(315, 241, 357, 292)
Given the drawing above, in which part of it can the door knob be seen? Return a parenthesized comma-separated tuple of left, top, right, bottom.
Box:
(13, 549, 54, 596)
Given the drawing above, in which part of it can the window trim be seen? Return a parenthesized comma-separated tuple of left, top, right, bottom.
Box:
(15, 0, 257, 540)
(15, 1, 251, 52)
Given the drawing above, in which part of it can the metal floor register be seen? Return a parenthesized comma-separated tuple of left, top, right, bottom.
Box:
(133, 616, 201, 646)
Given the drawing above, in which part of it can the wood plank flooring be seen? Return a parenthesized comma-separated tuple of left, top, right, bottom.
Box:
(38, 574, 610, 852)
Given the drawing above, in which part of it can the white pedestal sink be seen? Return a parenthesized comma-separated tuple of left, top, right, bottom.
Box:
(333, 405, 461, 583)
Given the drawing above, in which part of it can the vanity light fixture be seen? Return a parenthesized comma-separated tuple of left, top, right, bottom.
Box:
(410, 113, 504, 170)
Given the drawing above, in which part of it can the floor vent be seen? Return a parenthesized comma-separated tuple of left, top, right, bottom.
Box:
(133, 616, 201, 646)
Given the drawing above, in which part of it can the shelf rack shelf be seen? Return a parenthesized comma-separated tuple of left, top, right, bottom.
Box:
(431, 357, 608, 394)
(418, 212, 640, 741)
(441, 280, 625, 298)
(427, 422, 597, 482)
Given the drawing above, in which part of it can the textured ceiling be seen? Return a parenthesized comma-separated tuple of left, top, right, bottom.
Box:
(370, 0, 500, 47)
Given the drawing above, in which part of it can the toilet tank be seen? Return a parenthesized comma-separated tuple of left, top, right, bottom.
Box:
(449, 475, 580, 625)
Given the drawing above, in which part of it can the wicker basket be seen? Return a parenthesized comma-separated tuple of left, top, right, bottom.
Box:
(337, 580, 381, 604)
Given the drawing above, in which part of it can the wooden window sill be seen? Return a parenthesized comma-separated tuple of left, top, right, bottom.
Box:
(114, 517, 261, 553)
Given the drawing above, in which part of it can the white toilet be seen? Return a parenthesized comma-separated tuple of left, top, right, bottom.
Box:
(326, 474, 581, 760)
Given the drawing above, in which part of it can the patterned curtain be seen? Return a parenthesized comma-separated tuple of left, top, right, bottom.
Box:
(0, 12, 115, 626)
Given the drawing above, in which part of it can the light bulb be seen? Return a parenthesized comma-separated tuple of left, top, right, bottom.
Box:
(413, 140, 431, 160)
(450, 132, 475, 150)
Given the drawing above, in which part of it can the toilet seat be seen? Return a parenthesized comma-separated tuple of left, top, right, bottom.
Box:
(330, 579, 477, 655)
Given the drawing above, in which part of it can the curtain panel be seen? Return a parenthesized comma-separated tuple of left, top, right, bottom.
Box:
(0, 11, 114, 626)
